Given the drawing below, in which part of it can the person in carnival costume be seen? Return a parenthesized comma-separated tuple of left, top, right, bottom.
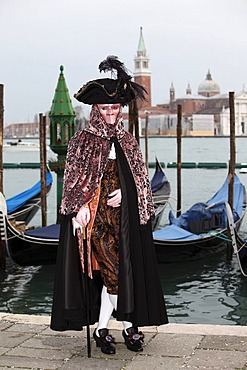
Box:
(50, 56, 168, 355)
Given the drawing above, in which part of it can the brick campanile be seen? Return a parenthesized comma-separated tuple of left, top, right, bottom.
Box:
(134, 27, 151, 109)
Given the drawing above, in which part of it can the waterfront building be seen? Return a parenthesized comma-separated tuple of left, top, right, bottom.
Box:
(220, 89, 247, 135)
(133, 27, 247, 136)
(3, 121, 50, 138)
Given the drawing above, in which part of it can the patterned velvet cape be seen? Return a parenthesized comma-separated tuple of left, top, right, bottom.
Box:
(51, 105, 168, 331)
(60, 105, 154, 225)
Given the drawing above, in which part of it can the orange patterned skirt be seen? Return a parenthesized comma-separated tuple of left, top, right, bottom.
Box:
(91, 159, 120, 294)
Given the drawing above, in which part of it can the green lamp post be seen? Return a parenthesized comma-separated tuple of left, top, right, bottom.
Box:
(49, 65, 75, 218)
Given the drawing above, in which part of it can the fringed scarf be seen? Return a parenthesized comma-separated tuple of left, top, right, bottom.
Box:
(60, 105, 154, 225)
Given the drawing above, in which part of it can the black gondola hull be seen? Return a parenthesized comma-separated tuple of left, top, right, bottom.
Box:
(154, 232, 229, 263)
(5, 221, 59, 266)
(7, 236, 58, 266)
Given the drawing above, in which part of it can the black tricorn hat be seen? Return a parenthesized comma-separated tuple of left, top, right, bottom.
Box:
(74, 55, 147, 106)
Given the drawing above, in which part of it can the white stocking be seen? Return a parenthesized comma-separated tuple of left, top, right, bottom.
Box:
(122, 321, 133, 334)
(108, 293, 118, 310)
(96, 286, 114, 336)
(109, 292, 132, 334)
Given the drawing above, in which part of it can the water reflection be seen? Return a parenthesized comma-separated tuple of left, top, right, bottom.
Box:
(158, 253, 247, 325)
(1, 254, 246, 326)
(0, 260, 55, 315)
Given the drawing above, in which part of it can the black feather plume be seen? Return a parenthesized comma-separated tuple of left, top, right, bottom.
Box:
(99, 55, 131, 81)
(130, 81, 147, 101)
(98, 55, 147, 102)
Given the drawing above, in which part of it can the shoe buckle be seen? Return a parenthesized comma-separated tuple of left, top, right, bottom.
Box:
(105, 335, 113, 342)
(132, 333, 140, 341)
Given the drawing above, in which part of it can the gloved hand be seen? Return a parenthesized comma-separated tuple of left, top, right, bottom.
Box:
(72, 218, 82, 236)
(107, 188, 122, 208)
(75, 206, 91, 227)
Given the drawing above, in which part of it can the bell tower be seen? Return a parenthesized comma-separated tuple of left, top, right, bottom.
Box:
(134, 27, 151, 109)
(170, 82, 175, 102)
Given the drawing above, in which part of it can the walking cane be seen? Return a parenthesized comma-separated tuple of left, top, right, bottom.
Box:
(73, 218, 91, 358)
(82, 226, 91, 358)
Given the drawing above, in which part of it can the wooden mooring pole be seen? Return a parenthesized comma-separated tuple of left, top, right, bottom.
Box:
(133, 99, 140, 144)
(128, 101, 134, 135)
(39, 113, 47, 227)
(0, 85, 3, 194)
(227, 91, 236, 261)
(0, 84, 6, 269)
(176, 104, 182, 217)
(128, 99, 140, 144)
(145, 111, 149, 170)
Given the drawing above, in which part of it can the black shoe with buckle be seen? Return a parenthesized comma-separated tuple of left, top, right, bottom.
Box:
(122, 327, 144, 352)
(93, 328, 116, 355)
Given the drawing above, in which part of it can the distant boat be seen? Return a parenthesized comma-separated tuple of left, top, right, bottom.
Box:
(153, 174, 247, 263)
(6, 138, 23, 146)
(4, 139, 41, 150)
(6, 139, 37, 146)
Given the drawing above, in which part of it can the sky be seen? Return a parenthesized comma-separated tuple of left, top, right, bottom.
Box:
(1, 0, 247, 124)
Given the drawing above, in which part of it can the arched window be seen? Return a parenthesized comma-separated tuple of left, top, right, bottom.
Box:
(241, 120, 245, 134)
(64, 122, 69, 144)
(56, 123, 61, 145)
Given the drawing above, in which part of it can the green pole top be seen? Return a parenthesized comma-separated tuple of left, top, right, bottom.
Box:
(49, 65, 75, 117)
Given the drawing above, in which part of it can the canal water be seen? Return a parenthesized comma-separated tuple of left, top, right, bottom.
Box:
(0, 137, 247, 325)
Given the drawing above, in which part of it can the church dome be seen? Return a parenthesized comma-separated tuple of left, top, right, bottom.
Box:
(198, 70, 220, 97)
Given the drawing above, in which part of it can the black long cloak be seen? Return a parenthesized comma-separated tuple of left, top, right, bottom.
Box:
(50, 137, 168, 331)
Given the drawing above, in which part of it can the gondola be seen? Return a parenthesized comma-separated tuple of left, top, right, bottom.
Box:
(0, 158, 170, 266)
(236, 234, 247, 268)
(153, 174, 247, 263)
(151, 157, 171, 229)
(6, 171, 53, 224)
(223, 204, 247, 275)
(0, 192, 60, 266)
